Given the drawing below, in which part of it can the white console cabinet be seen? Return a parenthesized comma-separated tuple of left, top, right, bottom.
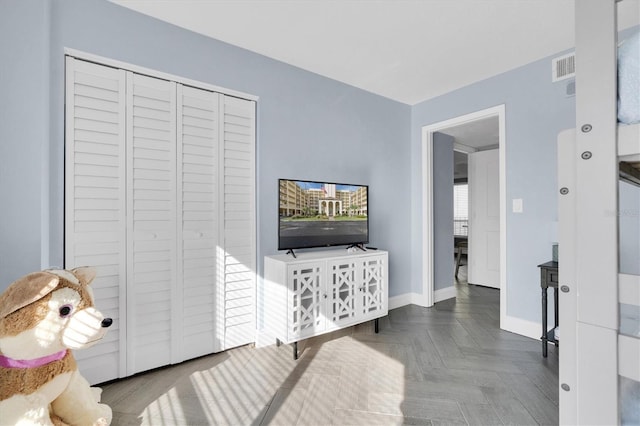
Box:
(263, 249, 388, 358)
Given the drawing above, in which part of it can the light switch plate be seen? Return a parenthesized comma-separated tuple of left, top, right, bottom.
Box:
(512, 198, 523, 213)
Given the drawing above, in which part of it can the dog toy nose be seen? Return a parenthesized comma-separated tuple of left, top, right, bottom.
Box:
(101, 318, 113, 328)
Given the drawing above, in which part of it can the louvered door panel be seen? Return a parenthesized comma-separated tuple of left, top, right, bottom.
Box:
(67, 57, 257, 380)
(126, 72, 177, 375)
(178, 85, 220, 359)
(221, 95, 256, 349)
(65, 57, 126, 384)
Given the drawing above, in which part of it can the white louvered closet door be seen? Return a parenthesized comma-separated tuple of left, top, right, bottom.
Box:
(126, 72, 178, 375)
(220, 95, 256, 349)
(64, 57, 127, 384)
(177, 86, 221, 358)
(66, 57, 257, 382)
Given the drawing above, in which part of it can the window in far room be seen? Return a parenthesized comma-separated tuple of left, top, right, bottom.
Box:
(453, 183, 468, 236)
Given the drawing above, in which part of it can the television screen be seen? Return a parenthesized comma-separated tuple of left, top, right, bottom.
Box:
(278, 179, 369, 250)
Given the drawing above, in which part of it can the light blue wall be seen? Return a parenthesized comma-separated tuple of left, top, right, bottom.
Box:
(0, 0, 411, 297)
(411, 55, 575, 324)
(411, 26, 639, 324)
(0, 1, 51, 285)
(432, 132, 454, 291)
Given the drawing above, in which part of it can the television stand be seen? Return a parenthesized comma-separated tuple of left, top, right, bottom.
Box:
(285, 249, 297, 258)
(346, 243, 366, 251)
(263, 249, 388, 360)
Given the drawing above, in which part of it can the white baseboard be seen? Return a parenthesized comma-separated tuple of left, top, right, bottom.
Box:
(434, 286, 457, 303)
(254, 329, 277, 348)
(389, 293, 418, 309)
(389, 288, 458, 309)
(501, 314, 541, 340)
(389, 292, 436, 309)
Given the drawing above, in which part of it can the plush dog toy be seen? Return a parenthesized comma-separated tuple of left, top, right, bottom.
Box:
(0, 267, 113, 425)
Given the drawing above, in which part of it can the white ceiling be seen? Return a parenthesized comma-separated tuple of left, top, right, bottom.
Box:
(445, 117, 499, 180)
(110, 0, 639, 105)
(441, 116, 499, 150)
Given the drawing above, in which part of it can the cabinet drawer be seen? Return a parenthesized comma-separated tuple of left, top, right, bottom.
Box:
(545, 269, 559, 286)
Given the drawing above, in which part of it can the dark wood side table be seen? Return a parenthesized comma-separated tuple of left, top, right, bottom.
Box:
(538, 261, 559, 357)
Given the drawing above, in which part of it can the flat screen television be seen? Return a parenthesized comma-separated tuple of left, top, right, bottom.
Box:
(278, 179, 369, 251)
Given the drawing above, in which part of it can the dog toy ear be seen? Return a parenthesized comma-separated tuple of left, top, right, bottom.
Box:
(0, 272, 59, 319)
(72, 266, 97, 286)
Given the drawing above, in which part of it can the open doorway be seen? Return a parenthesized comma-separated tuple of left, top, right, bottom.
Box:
(442, 120, 500, 289)
(421, 105, 506, 328)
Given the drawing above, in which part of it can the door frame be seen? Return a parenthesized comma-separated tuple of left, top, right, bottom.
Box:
(421, 105, 506, 327)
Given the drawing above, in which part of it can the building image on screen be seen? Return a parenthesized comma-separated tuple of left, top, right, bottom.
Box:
(278, 179, 368, 250)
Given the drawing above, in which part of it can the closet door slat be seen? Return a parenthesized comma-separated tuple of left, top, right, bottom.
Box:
(221, 95, 256, 349)
(126, 72, 177, 375)
(65, 57, 126, 383)
(178, 85, 220, 360)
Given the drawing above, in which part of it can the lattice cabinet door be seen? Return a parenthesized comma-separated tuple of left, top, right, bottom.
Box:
(287, 262, 325, 340)
(359, 254, 388, 320)
(327, 259, 359, 328)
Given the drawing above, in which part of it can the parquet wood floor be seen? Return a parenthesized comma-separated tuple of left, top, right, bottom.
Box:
(101, 266, 558, 425)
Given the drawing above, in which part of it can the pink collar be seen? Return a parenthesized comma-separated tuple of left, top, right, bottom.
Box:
(0, 350, 67, 369)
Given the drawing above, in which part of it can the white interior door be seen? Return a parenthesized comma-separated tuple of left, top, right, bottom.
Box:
(126, 72, 178, 375)
(468, 149, 500, 288)
(66, 56, 257, 382)
(177, 85, 221, 358)
(220, 95, 256, 350)
(64, 57, 127, 383)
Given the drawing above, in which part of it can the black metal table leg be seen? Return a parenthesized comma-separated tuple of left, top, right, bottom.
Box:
(374, 318, 379, 333)
(542, 285, 548, 357)
(293, 341, 298, 360)
(554, 287, 559, 346)
(538, 261, 559, 357)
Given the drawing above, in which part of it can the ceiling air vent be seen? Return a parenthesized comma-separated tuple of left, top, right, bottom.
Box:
(552, 52, 576, 82)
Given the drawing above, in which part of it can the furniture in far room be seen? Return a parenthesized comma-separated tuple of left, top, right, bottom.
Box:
(454, 237, 468, 279)
(538, 261, 559, 357)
